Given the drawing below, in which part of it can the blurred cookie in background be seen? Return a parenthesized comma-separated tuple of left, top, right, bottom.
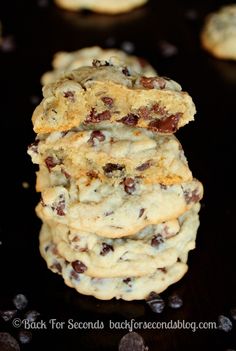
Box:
(54, 0, 148, 14)
(201, 5, 236, 60)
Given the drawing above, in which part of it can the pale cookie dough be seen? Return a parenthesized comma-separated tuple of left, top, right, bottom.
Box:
(36, 178, 203, 238)
(40, 203, 200, 278)
(40, 226, 190, 300)
(28, 125, 192, 188)
(201, 5, 236, 60)
(32, 63, 196, 134)
(54, 0, 148, 14)
(41, 46, 156, 85)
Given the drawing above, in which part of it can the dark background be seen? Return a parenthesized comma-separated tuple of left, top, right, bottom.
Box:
(0, 0, 236, 350)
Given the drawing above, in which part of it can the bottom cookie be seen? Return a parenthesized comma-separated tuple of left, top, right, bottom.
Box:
(40, 229, 190, 300)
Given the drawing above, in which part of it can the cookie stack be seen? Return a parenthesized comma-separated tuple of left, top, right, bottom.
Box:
(28, 59, 203, 300)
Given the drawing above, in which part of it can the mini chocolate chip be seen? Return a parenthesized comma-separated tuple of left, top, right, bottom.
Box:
(123, 278, 132, 287)
(104, 211, 114, 216)
(118, 114, 139, 126)
(168, 294, 183, 309)
(103, 163, 125, 177)
(88, 130, 105, 145)
(50, 262, 62, 273)
(151, 234, 164, 248)
(24, 310, 40, 322)
(230, 307, 236, 320)
(44, 156, 61, 171)
(148, 113, 182, 133)
(138, 208, 145, 218)
(28, 140, 39, 154)
(72, 260, 87, 273)
(85, 108, 111, 123)
(63, 91, 75, 102)
(100, 243, 114, 256)
(92, 59, 110, 67)
(160, 184, 167, 190)
(13, 294, 28, 311)
(123, 177, 136, 194)
(101, 96, 113, 107)
(218, 315, 233, 332)
(146, 292, 165, 313)
(18, 330, 32, 344)
(0, 310, 17, 322)
(122, 67, 130, 76)
(158, 268, 167, 273)
(119, 332, 148, 351)
(136, 161, 152, 171)
(0, 332, 20, 351)
(184, 189, 201, 204)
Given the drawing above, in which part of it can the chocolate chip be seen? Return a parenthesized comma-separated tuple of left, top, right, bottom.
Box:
(122, 67, 130, 76)
(104, 211, 114, 216)
(18, 330, 32, 344)
(158, 268, 167, 273)
(140, 76, 166, 89)
(0, 310, 17, 322)
(0, 332, 20, 351)
(61, 169, 71, 179)
(50, 262, 62, 273)
(103, 163, 125, 177)
(118, 114, 139, 126)
(54, 194, 65, 216)
(148, 113, 182, 133)
(146, 292, 165, 313)
(136, 161, 152, 171)
(123, 177, 136, 194)
(160, 184, 167, 190)
(92, 59, 110, 67)
(44, 156, 61, 171)
(137, 107, 151, 120)
(72, 260, 87, 273)
(151, 234, 164, 248)
(86, 170, 99, 179)
(70, 270, 79, 280)
(119, 332, 148, 351)
(101, 96, 113, 107)
(13, 294, 28, 311)
(88, 130, 105, 145)
(151, 103, 167, 116)
(230, 307, 236, 320)
(85, 108, 111, 123)
(138, 208, 145, 218)
(24, 310, 40, 322)
(28, 140, 39, 154)
(168, 294, 183, 309)
(123, 278, 132, 287)
(100, 243, 114, 256)
(218, 315, 233, 332)
(184, 189, 201, 204)
(63, 91, 75, 102)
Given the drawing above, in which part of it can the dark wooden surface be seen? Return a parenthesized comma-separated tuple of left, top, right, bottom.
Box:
(0, 0, 236, 350)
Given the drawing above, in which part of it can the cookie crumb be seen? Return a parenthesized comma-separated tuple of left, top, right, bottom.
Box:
(119, 331, 149, 351)
(218, 315, 233, 332)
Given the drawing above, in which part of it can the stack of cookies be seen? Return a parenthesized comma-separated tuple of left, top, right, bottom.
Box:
(28, 58, 203, 300)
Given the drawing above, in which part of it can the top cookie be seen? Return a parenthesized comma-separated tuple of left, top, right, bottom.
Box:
(201, 5, 236, 60)
(33, 63, 196, 134)
(41, 46, 157, 85)
(54, 0, 148, 14)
